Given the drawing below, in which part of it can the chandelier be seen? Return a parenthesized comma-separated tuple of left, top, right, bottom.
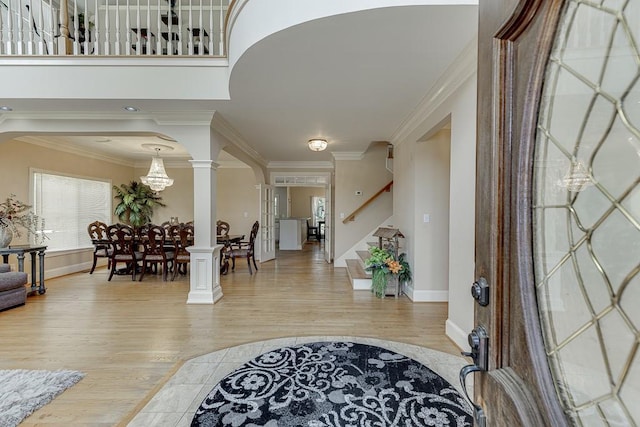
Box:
(308, 138, 328, 152)
(141, 146, 174, 192)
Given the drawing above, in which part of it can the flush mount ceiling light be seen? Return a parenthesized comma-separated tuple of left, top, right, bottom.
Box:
(308, 138, 328, 152)
(0, 106, 13, 111)
(123, 106, 139, 112)
(140, 144, 174, 192)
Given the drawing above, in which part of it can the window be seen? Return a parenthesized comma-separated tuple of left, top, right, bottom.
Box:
(33, 171, 111, 251)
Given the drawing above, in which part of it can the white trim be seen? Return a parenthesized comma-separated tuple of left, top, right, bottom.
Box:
(0, 57, 229, 67)
(42, 261, 94, 280)
(391, 36, 478, 145)
(331, 151, 364, 161)
(19, 136, 136, 167)
(446, 318, 470, 352)
(211, 113, 268, 167)
(403, 283, 449, 302)
(267, 161, 334, 169)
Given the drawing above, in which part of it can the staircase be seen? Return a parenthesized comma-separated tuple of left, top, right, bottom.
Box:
(345, 227, 405, 297)
(346, 249, 373, 290)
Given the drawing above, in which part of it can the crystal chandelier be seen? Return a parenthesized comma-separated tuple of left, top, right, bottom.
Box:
(141, 147, 174, 191)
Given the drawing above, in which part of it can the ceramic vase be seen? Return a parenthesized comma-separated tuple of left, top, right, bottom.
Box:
(0, 222, 13, 248)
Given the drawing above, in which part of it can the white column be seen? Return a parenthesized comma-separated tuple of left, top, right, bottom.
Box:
(187, 159, 223, 304)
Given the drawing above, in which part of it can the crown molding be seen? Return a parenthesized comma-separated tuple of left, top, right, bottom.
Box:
(210, 113, 268, 167)
(17, 135, 136, 167)
(217, 159, 251, 168)
(391, 36, 478, 145)
(331, 151, 364, 161)
(0, 110, 215, 126)
(267, 161, 334, 169)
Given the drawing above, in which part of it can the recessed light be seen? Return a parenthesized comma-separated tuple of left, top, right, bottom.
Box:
(0, 106, 13, 111)
(123, 106, 139, 112)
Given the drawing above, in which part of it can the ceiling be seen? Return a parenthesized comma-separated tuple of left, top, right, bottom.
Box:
(8, 5, 479, 166)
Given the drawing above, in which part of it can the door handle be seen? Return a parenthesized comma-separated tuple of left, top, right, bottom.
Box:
(459, 325, 488, 427)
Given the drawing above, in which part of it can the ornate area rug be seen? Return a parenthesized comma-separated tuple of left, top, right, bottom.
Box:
(192, 341, 472, 426)
(0, 369, 85, 427)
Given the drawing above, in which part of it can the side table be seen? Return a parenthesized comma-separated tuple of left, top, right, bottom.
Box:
(0, 245, 47, 296)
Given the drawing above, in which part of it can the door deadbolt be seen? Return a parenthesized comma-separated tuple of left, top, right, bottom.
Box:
(471, 277, 489, 306)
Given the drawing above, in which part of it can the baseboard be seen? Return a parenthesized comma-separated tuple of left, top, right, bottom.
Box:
(403, 284, 448, 302)
(44, 261, 97, 280)
(446, 318, 470, 352)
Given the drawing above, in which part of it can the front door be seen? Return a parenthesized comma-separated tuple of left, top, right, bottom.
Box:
(467, 0, 640, 426)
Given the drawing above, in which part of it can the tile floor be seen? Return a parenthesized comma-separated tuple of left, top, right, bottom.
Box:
(127, 336, 472, 426)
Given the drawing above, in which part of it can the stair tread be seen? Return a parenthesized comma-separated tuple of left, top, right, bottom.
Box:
(356, 250, 370, 261)
(346, 259, 369, 280)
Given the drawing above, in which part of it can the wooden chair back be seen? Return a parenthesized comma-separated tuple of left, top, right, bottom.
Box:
(216, 220, 230, 236)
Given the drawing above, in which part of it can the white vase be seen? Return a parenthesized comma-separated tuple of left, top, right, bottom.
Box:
(0, 223, 13, 248)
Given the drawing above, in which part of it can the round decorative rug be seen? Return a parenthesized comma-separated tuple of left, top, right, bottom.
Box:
(191, 341, 473, 426)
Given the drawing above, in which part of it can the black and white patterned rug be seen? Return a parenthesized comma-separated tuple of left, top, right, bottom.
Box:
(192, 341, 472, 426)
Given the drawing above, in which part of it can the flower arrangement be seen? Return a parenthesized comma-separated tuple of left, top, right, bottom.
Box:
(0, 194, 46, 244)
(365, 246, 410, 298)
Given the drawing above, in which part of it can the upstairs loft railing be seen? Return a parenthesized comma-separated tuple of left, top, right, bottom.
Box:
(342, 181, 393, 224)
(0, 0, 229, 56)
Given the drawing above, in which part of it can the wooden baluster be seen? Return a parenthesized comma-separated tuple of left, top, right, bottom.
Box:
(48, 0, 55, 54)
(58, 0, 72, 54)
(0, 3, 4, 55)
(103, 0, 110, 54)
(125, 0, 131, 53)
(72, 0, 79, 54)
(134, 0, 140, 54)
(91, 0, 98, 54)
(197, 0, 202, 55)
(36, 0, 45, 54)
(4, 0, 14, 54)
(208, 0, 213, 56)
(113, 0, 120, 54)
(145, 0, 150, 54)
(187, 0, 192, 55)
(218, 0, 223, 56)
(16, 0, 24, 54)
(166, 0, 173, 56)
(82, 0, 88, 55)
(26, 0, 35, 54)
(155, 0, 161, 54)
(176, 0, 181, 54)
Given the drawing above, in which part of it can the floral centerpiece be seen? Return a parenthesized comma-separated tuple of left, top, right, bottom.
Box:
(0, 194, 46, 246)
(365, 246, 409, 298)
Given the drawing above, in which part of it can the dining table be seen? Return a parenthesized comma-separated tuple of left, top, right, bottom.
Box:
(92, 233, 244, 277)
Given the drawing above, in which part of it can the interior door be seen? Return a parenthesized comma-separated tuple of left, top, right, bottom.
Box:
(465, 0, 640, 426)
(259, 184, 276, 262)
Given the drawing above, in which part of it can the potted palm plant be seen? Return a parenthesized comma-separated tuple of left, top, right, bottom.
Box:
(113, 181, 166, 227)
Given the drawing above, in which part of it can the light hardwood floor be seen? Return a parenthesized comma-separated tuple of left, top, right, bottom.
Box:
(0, 242, 460, 426)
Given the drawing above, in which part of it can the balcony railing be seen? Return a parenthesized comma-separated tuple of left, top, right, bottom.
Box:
(0, 0, 229, 56)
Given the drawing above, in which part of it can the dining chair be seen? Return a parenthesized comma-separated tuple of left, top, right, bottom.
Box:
(229, 221, 259, 274)
(306, 219, 319, 241)
(106, 224, 142, 281)
(169, 223, 194, 280)
(216, 220, 230, 236)
(87, 220, 112, 274)
(138, 225, 175, 281)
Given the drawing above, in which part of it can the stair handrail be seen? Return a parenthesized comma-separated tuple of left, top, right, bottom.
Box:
(342, 181, 393, 224)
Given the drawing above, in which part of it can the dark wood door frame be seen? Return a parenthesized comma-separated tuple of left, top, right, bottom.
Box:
(472, 0, 570, 425)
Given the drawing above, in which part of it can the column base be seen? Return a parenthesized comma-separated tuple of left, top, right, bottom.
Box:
(186, 245, 224, 305)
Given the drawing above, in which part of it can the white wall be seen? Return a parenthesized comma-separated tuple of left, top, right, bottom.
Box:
(412, 129, 451, 302)
(392, 61, 477, 350)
